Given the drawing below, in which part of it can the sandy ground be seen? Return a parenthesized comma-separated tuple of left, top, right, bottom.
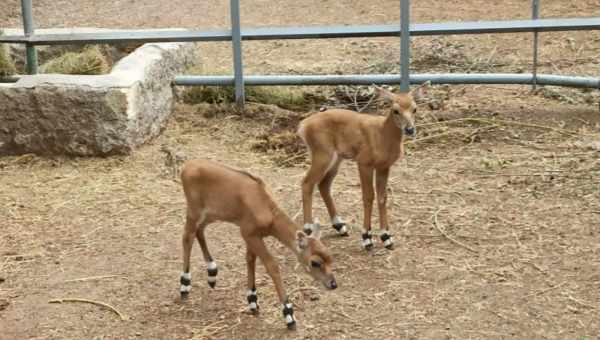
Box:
(1, 1, 600, 339)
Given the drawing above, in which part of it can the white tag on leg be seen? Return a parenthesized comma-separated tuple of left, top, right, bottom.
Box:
(303, 223, 314, 234)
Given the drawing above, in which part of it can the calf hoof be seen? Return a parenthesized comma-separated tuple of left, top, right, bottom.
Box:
(332, 223, 349, 237)
(247, 288, 259, 314)
(303, 224, 313, 236)
(180, 272, 192, 298)
(207, 261, 218, 288)
(283, 301, 296, 330)
(361, 232, 374, 251)
(380, 232, 394, 250)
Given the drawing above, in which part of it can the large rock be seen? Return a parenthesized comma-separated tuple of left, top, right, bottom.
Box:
(0, 40, 198, 156)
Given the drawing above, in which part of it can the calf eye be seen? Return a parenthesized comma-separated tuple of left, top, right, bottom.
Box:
(413, 108, 417, 114)
(311, 260, 321, 268)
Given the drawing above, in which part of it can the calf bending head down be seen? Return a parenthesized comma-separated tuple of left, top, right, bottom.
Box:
(179, 159, 336, 330)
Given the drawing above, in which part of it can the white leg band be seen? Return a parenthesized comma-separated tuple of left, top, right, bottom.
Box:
(207, 276, 217, 283)
(303, 223, 314, 232)
(247, 289, 258, 311)
(332, 216, 344, 225)
(207, 261, 217, 270)
(180, 272, 192, 293)
(383, 237, 393, 247)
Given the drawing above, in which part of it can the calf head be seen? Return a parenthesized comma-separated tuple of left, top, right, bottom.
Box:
(295, 229, 337, 290)
(375, 84, 429, 138)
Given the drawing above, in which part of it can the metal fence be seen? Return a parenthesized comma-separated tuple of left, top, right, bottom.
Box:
(2, 0, 600, 106)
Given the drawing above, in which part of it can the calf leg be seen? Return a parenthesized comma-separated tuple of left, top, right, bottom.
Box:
(180, 214, 198, 299)
(196, 227, 218, 288)
(244, 236, 296, 330)
(302, 149, 335, 235)
(246, 248, 259, 314)
(318, 157, 348, 236)
(358, 165, 375, 250)
(376, 168, 393, 249)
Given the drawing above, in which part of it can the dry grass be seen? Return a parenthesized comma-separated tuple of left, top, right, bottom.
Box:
(181, 84, 326, 111)
(0, 30, 16, 76)
(39, 45, 110, 75)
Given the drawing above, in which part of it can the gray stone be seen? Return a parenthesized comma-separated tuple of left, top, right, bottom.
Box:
(0, 37, 198, 156)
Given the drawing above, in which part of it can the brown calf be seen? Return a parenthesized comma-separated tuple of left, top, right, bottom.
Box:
(298, 85, 426, 250)
(179, 159, 337, 329)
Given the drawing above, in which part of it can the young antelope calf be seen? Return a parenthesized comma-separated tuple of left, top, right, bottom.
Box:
(179, 159, 337, 329)
(298, 85, 425, 251)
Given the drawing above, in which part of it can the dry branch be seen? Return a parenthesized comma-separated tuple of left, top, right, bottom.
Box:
(432, 208, 478, 253)
(416, 117, 582, 136)
(522, 281, 567, 299)
(49, 298, 126, 320)
(567, 295, 597, 310)
(64, 275, 124, 283)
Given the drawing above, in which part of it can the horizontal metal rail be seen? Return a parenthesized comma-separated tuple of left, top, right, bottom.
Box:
(3, 73, 598, 88)
(174, 73, 600, 88)
(2, 17, 600, 45)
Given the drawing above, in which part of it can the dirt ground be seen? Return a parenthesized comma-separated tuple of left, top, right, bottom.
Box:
(2, 1, 600, 340)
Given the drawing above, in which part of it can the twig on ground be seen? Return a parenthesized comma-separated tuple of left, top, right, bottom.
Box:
(407, 131, 457, 144)
(416, 117, 582, 136)
(432, 208, 478, 253)
(64, 275, 124, 283)
(522, 281, 567, 298)
(49, 298, 126, 320)
(568, 295, 597, 309)
(288, 285, 318, 298)
(278, 151, 307, 166)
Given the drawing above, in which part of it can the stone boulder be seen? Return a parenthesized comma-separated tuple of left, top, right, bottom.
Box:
(0, 40, 198, 156)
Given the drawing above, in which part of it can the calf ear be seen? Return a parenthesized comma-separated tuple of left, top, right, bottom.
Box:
(410, 81, 431, 101)
(373, 85, 395, 103)
(296, 231, 309, 251)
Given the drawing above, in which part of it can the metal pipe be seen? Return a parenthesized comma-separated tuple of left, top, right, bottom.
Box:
(174, 73, 600, 88)
(532, 0, 540, 90)
(2, 18, 600, 45)
(20, 0, 38, 74)
(230, 0, 245, 106)
(400, 0, 410, 92)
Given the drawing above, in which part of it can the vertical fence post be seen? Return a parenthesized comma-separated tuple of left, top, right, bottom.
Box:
(20, 0, 38, 74)
(230, 0, 245, 106)
(532, 0, 540, 91)
(400, 0, 410, 92)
